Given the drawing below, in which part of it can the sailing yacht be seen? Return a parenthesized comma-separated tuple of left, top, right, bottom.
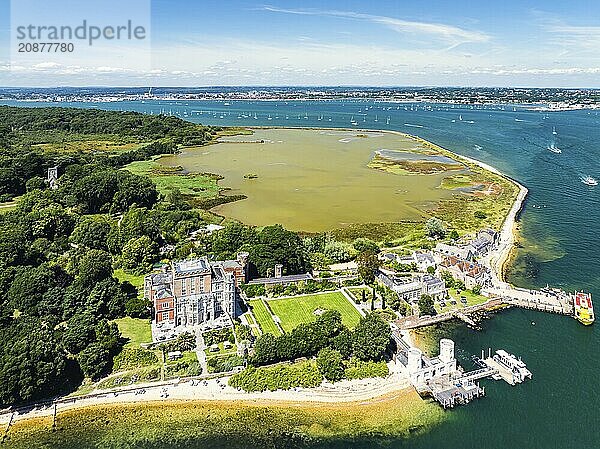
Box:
(547, 144, 562, 154)
(581, 176, 598, 186)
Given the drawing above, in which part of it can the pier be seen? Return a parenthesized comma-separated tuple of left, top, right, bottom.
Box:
(485, 286, 574, 316)
(395, 298, 505, 330)
(392, 328, 531, 409)
(394, 285, 582, 332)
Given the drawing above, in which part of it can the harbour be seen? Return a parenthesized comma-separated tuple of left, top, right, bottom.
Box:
(0, 98, 598, 448)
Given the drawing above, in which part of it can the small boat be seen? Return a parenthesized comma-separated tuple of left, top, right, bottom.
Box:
(574, 292, 594, 325)
(552, 126, 557, 135)
(492, 350, 532, 383)
(547, 144, 562, 154)
(581, 175, 598, 186)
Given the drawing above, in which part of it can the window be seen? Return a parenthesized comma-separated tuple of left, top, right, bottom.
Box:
(161, 311, 170, 321)
(181, 279, 187, 296)
(190, 279, 196, 294)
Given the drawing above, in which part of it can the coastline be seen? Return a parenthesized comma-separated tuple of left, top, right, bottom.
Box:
(1, 127, 527, 445)
(5, 388, 445, 449)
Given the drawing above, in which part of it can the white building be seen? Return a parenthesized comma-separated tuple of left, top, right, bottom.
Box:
(434, 243, 475, 262)
(406, 339, 457, 386)
(413, 252, 436, 272)
(379, 272, 447, 303)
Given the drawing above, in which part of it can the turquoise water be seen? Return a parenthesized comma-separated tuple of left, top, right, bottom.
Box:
(3, 98, 599, 448)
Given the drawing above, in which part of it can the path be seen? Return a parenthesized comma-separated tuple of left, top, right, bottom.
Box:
(195, 331, 208, 375)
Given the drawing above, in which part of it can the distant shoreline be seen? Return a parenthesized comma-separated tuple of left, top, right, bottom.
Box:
(1, 97, 599, 112)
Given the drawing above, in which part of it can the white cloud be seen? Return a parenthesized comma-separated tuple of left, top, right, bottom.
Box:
(261, 5, 490, 47)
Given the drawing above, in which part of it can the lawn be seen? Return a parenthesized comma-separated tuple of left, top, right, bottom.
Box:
(243, 312, 261, 337)
(448, 288, 488, 307)
(204, 342, 238, 357)
(267, 292, 363, 333)
(0, 201, 17, 214)
(248, 299, 282, 336)
(114, 268, 145, 293)
(435, 288, 489, 314)
(113, 317, 152, 348)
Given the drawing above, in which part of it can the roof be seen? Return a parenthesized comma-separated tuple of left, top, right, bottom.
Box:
(394, 281, 422, 293)
(173, 257, 211, 275)
(435, 243, 474, 260)
(147, 272, 172, 285)
(414, 252, 435, 264)
(154, 285, 173, 299)
(469, 237, 491, 252)
(440, 256, 489, 278)
(220, 259, 243, 270)
(421, 274, 444, 286)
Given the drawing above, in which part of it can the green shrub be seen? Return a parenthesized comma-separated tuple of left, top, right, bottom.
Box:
(316, 348, 344, 382)
(207, 354, 245, 373)
(203, 328, 234, 346)
(229, 361, 323, 392)
(113, 347, 159, 371)
(241, 283, 266, 298)
(165, 359, 201, 377)
(344, 358, 389, 380)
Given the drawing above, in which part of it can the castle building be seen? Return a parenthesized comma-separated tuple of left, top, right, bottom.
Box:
(47, 166, 59, 190)
(144, 253, 248, 332)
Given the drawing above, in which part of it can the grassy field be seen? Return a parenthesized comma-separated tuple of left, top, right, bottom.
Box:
(114, 268, 145, 292)
(435, 288, 489, 314)
(0, 200, 17, 214)
(267, 292, 362, 333)
(248, 299, 282, 336)
(113, 317, 152, 348)
(124, 158, 221, 199)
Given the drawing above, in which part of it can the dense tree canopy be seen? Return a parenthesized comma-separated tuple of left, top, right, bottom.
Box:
(0, 106, 220, 407)
(352, 314, 391, 362)
(248, 224, 310, 277)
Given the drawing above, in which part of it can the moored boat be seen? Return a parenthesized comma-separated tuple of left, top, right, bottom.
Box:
(581, 176, 598, 186)
(574, 292, 594, 325)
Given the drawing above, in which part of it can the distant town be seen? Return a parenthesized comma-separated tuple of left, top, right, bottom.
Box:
(1, 86, 600, 110)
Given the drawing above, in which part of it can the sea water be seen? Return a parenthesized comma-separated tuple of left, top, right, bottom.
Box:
(2, 98, 599, 448)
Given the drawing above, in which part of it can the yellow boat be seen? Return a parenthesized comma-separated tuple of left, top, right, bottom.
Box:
(574, 292, 594, 325)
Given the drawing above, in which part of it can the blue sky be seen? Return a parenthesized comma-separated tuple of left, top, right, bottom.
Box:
(1, 0, 600, 87)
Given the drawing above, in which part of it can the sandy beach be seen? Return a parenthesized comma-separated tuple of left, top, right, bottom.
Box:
(0, 361, 411, 425)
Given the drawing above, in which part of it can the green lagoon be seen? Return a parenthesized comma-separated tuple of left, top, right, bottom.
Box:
(158, 128, 459, 231)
